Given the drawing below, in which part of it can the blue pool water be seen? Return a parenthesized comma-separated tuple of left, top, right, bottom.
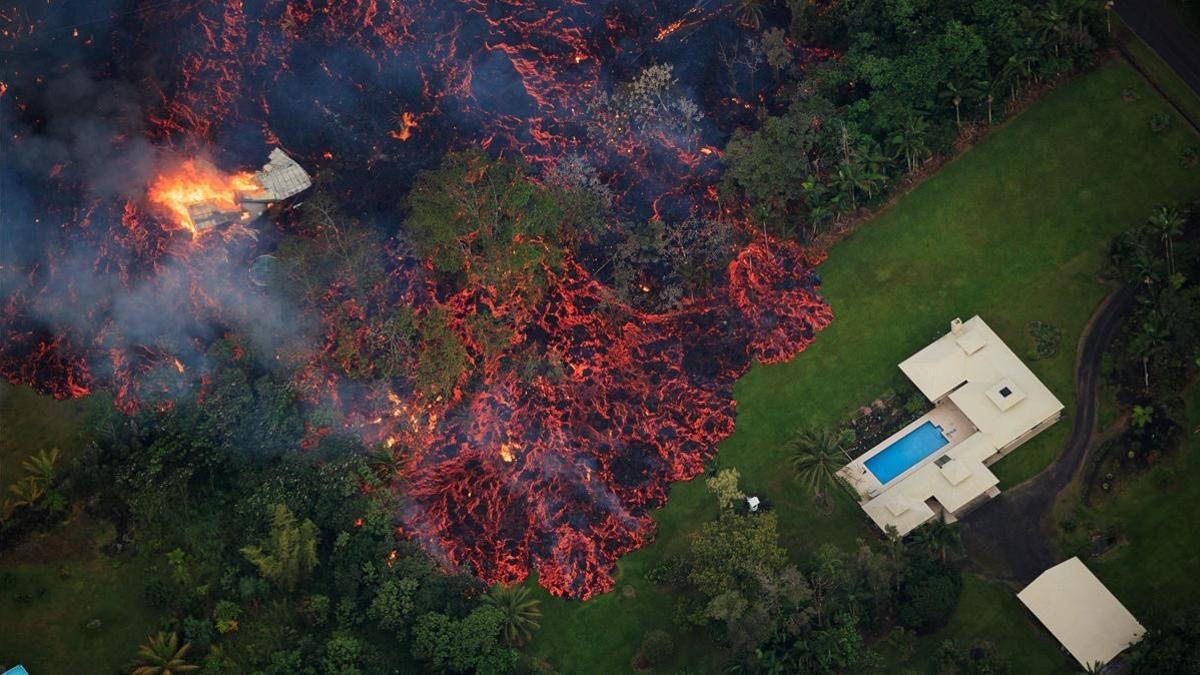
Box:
(864, 421, 949, 484)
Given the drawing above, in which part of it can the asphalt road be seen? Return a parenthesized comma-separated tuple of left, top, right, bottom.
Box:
(959, 287, 1134, 584)
(1117, 0, 1200, 98)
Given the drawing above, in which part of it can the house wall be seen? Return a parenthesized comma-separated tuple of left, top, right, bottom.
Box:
(949, 485, 1002, 519)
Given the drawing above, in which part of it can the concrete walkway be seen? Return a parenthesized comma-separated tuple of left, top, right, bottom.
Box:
(959, 286, 1134, 584)
(1117, 0, 1200, 98)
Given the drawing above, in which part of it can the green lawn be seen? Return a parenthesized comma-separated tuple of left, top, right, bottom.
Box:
(0, 382, 93, 484)
(530, 60, 1200, 673)
(1, 384, 157, 674)
(0, 515, 160, 673)
(1070, 380, 1200, 627)
(877, 574, 1071, 674)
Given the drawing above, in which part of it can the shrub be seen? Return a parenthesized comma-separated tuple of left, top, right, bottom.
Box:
(1027, 321, 1062, 360)
(1149, 111, 1173, 134)
(646, 554, 690, 587)
(897, 565, 961, 631)
(631, 629, 675, 671)
(1181, 145, 1199, 169)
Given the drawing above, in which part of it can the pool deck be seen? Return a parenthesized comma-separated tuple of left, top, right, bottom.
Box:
(840, 403, 975, 498)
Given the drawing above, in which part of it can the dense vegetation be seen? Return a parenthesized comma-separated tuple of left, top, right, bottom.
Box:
(640, 469, 969, 672)
(723, 0, 1110, 238)
(3, 335, 541, 673)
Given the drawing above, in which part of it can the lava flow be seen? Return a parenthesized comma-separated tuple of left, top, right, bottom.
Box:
(3, 0, 835, 598)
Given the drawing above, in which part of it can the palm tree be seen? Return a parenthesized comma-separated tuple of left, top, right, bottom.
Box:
(1036, 1, 1069, 57)
(975, 78, 997, 125)
(131, 632, 199, 675)
(1000, 56, 1024, 102)
(21, 447, 60, 489)
(911, 513, 962, 563)
(832, 163, 864, 210)
(368, 447, 404, 483)
(888, 115, 930, 173)
(1011, 36, 1041, 84)
(1064, 0, 1093, 49)
(852, 145, 889, 201)
(735, 0, 768, 30)
(941, 80, 974, 128)
(7, 476, 46, 508)
(1148, 205, 1185, 275)
(788, 428, 847, 507)
(483, 584, 542, 645)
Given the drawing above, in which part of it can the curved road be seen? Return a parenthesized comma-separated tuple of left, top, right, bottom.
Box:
(960, 286, 1134, 584)
(1117, 0, 1200, 99)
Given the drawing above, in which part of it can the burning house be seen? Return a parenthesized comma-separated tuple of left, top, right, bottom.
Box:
(185, 149, 312, 232)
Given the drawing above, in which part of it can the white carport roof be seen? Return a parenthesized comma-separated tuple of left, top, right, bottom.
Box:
(1017, 557, 1145, 668)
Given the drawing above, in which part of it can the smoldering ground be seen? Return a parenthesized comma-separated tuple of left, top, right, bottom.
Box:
(1, 67, 314, 400)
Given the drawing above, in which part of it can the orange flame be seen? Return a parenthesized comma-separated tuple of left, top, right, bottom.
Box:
(146, 160, 258, 234)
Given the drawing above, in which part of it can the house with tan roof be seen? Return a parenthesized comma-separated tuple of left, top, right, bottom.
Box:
(838, 316, 1064, 535)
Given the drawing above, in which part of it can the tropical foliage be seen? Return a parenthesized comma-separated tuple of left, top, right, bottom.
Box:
(788, 427, 848, 505)
(130, 632, 198, 675)
(482, 584, 543, 646)
(240, 504, 319, 592)
(724, 0, 1109, 238)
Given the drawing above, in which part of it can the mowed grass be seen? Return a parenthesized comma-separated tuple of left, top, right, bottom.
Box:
(0, 515, 160, 673)
(879, 574, 1072, 674)
(0, 384, 158, 673)
(1078, 380, 1200, 627)
(530, 60, 1200, 673)
(0, 382, 93, 484)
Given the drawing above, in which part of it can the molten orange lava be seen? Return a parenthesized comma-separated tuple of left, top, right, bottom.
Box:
(390, 111, 418, 141)
(146, 160, 257, 234)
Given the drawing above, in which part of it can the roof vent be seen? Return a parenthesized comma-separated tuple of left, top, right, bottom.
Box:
(950, 318, 965, 335)
(987, 379, 1026, 411)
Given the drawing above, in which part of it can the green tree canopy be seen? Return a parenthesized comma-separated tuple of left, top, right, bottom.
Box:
(241, 504, 319, 592)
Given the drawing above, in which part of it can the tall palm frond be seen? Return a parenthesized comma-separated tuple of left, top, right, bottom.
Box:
(787, 428, 846, 502)
(131, 632, 199, 675)
(21, 447, 61, 488)
(483, 584, 543, 645)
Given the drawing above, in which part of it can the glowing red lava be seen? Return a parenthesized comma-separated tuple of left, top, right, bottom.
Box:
(3, 0, 836, 598)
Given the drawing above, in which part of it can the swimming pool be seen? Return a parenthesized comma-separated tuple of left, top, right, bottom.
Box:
(864, 421, 949, 484)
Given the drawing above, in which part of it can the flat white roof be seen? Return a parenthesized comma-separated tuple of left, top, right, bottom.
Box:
(900, 316, 1063, 450)
(1018, 557, 1144, 667)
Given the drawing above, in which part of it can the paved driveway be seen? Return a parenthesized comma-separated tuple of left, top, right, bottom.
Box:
(1117, 0, 1200, 98)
